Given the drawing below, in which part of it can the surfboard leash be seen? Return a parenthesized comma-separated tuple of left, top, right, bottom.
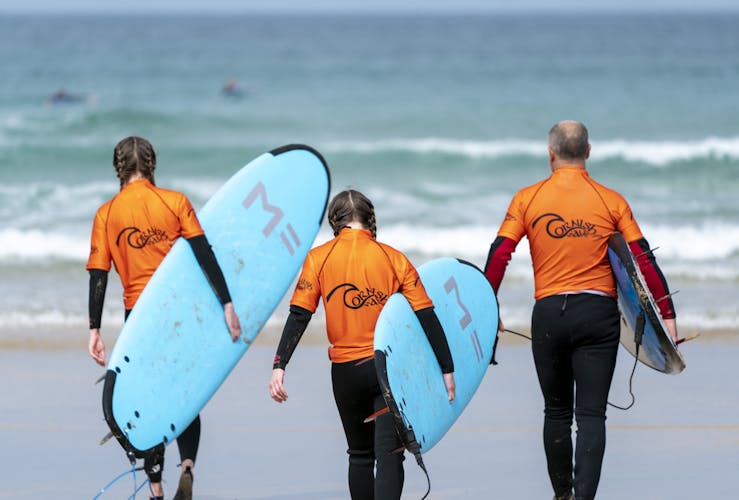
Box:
(414, 451, 432, 500)
(502, 328, 531, 340)
(607, 312, 645, 411)
(607, 346, 639, 411)
(502, 328, 642, 411)
(92, 461, 151, 500)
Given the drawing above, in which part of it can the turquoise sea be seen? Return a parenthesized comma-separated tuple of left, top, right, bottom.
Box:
(1, 12, 738, 342)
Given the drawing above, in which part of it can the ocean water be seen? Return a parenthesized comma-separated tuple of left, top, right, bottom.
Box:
(1, 12, 738, 341)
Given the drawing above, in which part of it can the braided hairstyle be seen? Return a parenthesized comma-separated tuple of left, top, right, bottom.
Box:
(327, 189, 377, 239)
(112, 136, 157, 189)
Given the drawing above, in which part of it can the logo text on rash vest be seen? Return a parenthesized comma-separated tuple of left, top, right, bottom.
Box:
(444, 275, 485, 363)
(532, 212, 597, 239)
(242, 182, 301, 255)
(116, 226, 169, 249)
(326, 283, 388, 309)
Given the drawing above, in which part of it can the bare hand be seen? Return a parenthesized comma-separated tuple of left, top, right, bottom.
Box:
(664, 317, 679, 344)
(89, 329, 106, 367)
(443, 372, 456, 402)
(498, 317, 505, 334)
(223, 302, 242, 342)
(269, 368, 288, 403)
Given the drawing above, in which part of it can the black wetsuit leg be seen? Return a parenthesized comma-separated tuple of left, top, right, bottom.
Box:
(531, 294, 620, 500)
(331, 358, 404, 500)
(176, 414, 201, 464)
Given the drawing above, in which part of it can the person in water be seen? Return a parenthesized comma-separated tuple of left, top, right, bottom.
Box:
(221, 78, 244, 98)
(45, 88, 94, 105)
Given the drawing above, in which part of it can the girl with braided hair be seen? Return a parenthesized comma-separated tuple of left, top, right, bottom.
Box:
(269, 189, 456, 500)
(87, 136, 241, 500)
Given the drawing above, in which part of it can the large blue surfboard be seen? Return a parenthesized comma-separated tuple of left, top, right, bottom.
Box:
(607, 232, 685, 374)
(102, 144, 330, 456)
(374, 258, 498, 459)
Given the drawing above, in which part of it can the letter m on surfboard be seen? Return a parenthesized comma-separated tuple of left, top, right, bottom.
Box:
(242, 182, 301, 255)
(444, 275, 485, 363)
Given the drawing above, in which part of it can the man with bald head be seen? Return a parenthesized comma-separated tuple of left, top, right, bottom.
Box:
(484, 121, 677, 499)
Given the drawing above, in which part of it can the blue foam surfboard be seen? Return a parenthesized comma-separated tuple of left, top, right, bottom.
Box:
(102, 144, 330, 455)
(374, 258, 498, 457)
(607, 232, 685, 374)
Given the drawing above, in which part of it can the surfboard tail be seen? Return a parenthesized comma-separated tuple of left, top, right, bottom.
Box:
(374, 350, 424, 459)
(101, 370, 163, 462)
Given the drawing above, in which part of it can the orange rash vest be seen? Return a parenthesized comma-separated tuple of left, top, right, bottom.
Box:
(289, 228, 433, 363)
(497, 167, 643, 299)
(86, 179, 204, 310)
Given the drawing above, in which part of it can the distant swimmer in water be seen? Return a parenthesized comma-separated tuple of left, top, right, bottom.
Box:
(45, 88, 95, 106)
(221, 78, 244, 98)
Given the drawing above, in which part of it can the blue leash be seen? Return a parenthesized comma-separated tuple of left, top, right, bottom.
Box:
(93, 462, 151, 500)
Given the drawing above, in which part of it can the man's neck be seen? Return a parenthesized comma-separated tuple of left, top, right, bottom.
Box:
(550, 159, 587, 171)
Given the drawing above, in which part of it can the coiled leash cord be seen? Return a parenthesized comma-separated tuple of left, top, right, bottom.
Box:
(93, 462, 152, 500)
(501, 328, 639, 411)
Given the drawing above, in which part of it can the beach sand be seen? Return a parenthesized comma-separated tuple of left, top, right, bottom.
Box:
(1, 327, 738, 499)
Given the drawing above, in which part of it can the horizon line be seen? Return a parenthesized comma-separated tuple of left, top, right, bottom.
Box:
(2, 6, 739, 15)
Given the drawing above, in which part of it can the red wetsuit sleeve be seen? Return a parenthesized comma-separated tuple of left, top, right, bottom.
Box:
(484, 236, 517, 294)
(629, 238, 676, 319)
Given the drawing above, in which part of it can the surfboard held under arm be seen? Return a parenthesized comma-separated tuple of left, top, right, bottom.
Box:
(374, 258, 499, 455)
(608, 232, 686, 374)
(102, 145, 330, 457)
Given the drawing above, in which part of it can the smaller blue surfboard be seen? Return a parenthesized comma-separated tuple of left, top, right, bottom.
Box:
(374, 258, 498, 458)
(608, 232, 685, 374)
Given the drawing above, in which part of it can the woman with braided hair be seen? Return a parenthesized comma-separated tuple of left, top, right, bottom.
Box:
(86, 136, 241, 500)
(269, 189, 456, 500)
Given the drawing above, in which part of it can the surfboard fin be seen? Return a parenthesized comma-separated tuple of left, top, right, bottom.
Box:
(94, 372, 106, 385)
(635, 246, 660, 259)
(656, 290, 679, 303)
(676, 333, 701, 345)
(363, 407, 390, 423)
(99, 431, 114, 446)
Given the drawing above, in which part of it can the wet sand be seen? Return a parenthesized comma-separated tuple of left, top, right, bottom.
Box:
(1, 330, 737, 499)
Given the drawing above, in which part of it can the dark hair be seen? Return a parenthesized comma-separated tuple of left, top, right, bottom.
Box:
(113, 136, 156, 188)
(327, 189, 377, 239)
(548, 121, 589, 160)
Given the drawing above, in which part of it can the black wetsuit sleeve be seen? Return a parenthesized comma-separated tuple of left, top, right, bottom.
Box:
(415, 307, 455, 374)
(187, 234, 232, 305)
(88, 269, 108, 329)
(273, 305, 313, 369)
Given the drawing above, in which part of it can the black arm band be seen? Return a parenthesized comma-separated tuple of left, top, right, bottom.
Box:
(88, 269, 108, 329)
(273, 305, 313, 369)
(416, 307, 455, 373)
(187, 234, 232, 305)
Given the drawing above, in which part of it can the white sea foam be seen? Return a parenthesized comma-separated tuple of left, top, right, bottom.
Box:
(379, 222, 739, 267)
(639, 223, 739, 261)
(3, 221, 739, 281)
(0, 310, 90, 329)
(324, 136, 739, 166)
(0, 228, 88, 262)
